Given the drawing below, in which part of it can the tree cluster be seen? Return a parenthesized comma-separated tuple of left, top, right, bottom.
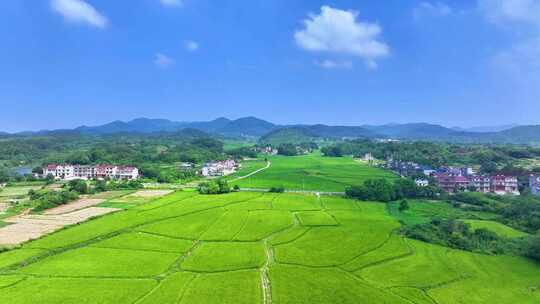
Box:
(198, 179, 231, 195)
(345, 178, 440, 202)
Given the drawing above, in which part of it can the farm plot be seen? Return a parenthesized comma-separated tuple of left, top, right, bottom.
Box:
(0, 192, 539, 304)
(462, 219, 529, 238)
(230, 153, 397, 192)
(181, 242, 265, 272)
(0, 207, 119, 246)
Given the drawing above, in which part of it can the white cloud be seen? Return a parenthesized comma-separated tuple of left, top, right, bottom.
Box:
(479, 0, 540, 26)
(160, 0, 183, 8)
(185, 40, 199, 51)
(315, 60, 353, 69)
(295, 6, 389, 69)
(154, 53, 175, 68)
(51, 0, 108, 28)
(413, 2, 453, 19)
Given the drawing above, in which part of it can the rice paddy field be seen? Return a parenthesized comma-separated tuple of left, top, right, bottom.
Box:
(229, 153, 397, 192)
(1, 191, 539, 303)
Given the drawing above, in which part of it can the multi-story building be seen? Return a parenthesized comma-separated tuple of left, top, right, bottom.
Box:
(491, 175, 519, 195)
(471, 176, 491, 193)
(45, 164, 139, 180)
(529, 175, 540, 196)
(434, 174, 469, 193)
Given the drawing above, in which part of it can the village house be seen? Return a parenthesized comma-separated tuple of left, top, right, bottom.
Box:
(201, 160, 237, 177)
(415, 178, 429, 187)
(45, 164, 139, 180)
(433, 173, 519, 195)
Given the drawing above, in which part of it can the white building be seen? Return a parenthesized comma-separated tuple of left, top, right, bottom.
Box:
(201, 160, 237, 177)
(45, 164, 139, 180)
(415, 179, 429, 187)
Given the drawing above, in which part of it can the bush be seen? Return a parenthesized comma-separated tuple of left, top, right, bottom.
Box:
(269, 186, 285, 193)
(401, 219, 525, 255)
(198, 179, 231, 195)
(31, 190, 80, 212)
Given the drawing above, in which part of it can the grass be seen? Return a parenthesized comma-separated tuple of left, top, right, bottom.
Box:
(17, 247, 180, 277)
(462, 220, 529, 238)
(296, 211, 338, 226)
(233, 210, 293, 241)
(182, 270, 262, 304)
(0, 277, 156, 303)
(230, 152, 397, 192)
(0, 192, 539, 303)
(138, 272, 196, 304)
(0, 186, 41, 197)
(387, 200, 499, 226)
(91, 231, 194, 253)
(181, 242, 265, 272)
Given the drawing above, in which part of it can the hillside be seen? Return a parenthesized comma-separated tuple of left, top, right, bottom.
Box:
(218, 117, 276, 137)
(5, 117, 540, 144)
(259, 127, 320, 145)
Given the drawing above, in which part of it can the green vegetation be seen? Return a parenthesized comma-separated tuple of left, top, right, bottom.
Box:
(0, 192, 539, 303)
(463, 219, 529, 238)
(197, 179, 231, 194)
(230, 153, 396, 192)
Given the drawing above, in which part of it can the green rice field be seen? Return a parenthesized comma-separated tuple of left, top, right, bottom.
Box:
(1, 191, 539, 303)
(229, 153, 397, 192)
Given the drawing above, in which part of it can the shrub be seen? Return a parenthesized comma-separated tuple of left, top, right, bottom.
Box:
(269, 186, 285, 193)
(198, 179, 231, 195)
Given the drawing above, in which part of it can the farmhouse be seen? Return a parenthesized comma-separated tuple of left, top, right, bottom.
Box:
(201, 160, 237, 177)
(45, 164, 139, 180)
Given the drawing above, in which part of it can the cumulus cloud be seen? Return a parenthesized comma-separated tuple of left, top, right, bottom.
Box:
(479, 0, 540, 26)
(314, 60, 353, 69)
(295, 6, 390, 69)
(154, 53, 175, 68)
(160, 0, 183, 8)
(51, 0, 108, 28)
(413, 2, 453, 19)
(185, 40, 199, 51)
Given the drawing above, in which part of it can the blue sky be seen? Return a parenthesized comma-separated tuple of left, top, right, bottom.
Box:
(1, 0, 539, 132)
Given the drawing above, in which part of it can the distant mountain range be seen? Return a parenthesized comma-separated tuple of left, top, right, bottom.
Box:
(4, 117, 540, 145)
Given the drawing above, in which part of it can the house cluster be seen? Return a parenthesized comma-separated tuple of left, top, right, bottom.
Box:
(45, 164, 139, 180)
(201, 160, 238, 177)
(530, 175, 540, 197)
(386, 160, 520, 195)
(256, 146, 278, 155)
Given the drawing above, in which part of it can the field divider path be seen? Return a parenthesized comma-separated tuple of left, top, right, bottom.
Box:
(230, 161, 271, 182)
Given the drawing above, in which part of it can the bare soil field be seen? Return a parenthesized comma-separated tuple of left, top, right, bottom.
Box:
(130, 190, 174, 198)
(0, 207, 119, 246)
(44, 199, 105, 215)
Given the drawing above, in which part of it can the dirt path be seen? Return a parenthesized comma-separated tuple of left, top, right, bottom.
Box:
(261, 239, 274, 304)
(230, 161, 271, 182)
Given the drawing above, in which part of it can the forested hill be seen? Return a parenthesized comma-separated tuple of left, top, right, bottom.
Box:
(4, 117, 540, 145)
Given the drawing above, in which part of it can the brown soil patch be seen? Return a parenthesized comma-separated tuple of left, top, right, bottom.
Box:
(44, 198, 105, 215)
(130, 190, 173, 198)
(0, 207, 119, 246)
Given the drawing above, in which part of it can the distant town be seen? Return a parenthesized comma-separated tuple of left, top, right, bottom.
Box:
(385, 158, 523, 195)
